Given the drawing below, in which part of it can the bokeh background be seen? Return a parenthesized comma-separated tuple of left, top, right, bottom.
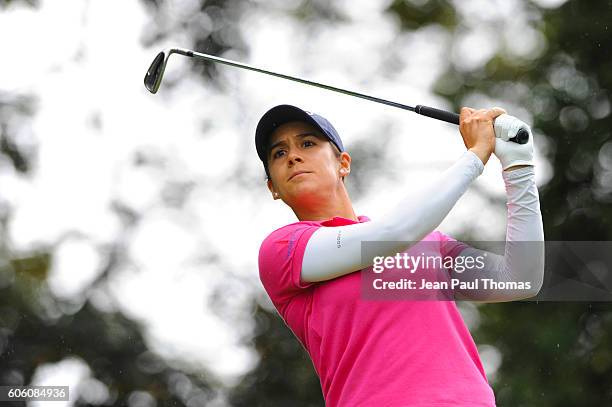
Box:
(1, 0, 611, 405)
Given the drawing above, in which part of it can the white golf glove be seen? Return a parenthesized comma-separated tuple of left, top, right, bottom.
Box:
(493, 114, 535, 170)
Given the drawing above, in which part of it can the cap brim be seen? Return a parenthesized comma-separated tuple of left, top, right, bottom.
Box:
(255, 104, 327, 163)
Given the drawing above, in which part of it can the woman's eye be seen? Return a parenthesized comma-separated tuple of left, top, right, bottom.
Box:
(303, 140, 315, 147)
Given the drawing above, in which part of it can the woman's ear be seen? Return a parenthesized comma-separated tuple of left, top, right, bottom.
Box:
(339, 151, 351, 178)
(267, 179, 280, 200)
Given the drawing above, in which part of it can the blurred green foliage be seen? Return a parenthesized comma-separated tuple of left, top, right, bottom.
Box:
(229, 304, 323, 407)
(388, 0, 457, 30)
(0, 0, 37, 9)
(0, 253, 217, 406)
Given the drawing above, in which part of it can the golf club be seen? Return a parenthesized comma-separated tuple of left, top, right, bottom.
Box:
(144, 47, 529, 144)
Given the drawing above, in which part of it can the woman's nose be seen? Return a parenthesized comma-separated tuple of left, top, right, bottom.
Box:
(287, 151, 304, 164)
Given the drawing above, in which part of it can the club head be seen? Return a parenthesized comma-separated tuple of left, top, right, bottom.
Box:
(144, 50, 170, 94)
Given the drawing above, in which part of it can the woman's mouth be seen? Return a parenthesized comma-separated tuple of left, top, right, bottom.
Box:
(288, 171, 311, 181)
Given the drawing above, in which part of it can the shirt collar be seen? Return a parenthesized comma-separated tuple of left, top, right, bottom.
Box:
(320, 215, 370, 226)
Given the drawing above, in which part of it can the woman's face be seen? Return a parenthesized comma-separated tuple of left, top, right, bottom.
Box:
(266, 121, 349, 206)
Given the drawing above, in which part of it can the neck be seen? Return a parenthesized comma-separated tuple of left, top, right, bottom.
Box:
(292, 185, 358, 222)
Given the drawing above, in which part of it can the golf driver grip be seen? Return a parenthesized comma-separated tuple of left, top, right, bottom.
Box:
(414, 105, 529, 144)
(415, 105, 460, 125)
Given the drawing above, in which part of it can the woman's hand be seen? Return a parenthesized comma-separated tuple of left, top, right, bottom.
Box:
(459, 107, 506, 165)
(493, 114, 535, 171)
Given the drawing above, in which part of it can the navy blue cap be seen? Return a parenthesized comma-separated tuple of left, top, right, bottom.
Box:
(255, 105, 344, 167)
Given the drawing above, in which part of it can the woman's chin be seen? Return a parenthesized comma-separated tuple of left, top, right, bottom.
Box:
(287, 184, 329, 205)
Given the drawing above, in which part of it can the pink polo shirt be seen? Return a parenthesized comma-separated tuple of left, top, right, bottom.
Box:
(258, 215, 496, 407)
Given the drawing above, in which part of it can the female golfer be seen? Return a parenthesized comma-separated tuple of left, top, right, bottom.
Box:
(256, 104, 544, 406)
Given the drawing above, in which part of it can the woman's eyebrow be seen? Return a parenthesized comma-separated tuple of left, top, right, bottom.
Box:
(295, 132, 320, 138)
(268, 140, 287, 153)
(268, 132, 322, 152)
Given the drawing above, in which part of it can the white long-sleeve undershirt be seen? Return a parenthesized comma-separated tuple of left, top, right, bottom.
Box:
(452, 166, 545, 302)
(301, 152, 545, 302)
(302, 150, 484, 281)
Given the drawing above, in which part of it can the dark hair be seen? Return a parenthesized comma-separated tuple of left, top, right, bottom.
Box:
(264, 139, 343, 181)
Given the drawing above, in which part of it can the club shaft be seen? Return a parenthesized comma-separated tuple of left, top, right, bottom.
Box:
(172, 48, 416, 113)
(153, 48, 527, 143)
